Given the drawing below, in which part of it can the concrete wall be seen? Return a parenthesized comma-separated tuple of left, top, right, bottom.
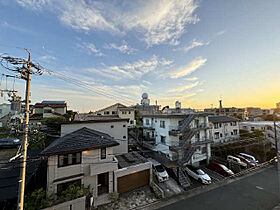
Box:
(210, 121, 240, 143)
(61, 121, 128, 154)
(42, 196, 86, 210)
(118, 109, 135, 126)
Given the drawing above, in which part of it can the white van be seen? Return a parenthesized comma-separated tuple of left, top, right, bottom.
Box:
(227, 155, 247, 168)
(239, 153, 259, 164)
(147, 158, 169, 182)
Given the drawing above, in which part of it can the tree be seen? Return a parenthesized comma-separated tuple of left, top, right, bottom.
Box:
(43, 116, 67, 135)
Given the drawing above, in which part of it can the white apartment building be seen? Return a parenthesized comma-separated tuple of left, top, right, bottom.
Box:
(240, 121, 280, 148)
(34, 101, 67, 118)
(142, 113, 212, 167)
(208, 115, 240, 144)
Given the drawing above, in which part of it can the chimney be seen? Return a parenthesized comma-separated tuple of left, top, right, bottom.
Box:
(219, 100, 223, 114)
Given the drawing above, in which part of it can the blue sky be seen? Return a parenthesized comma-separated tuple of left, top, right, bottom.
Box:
(0, 0, 280, 112)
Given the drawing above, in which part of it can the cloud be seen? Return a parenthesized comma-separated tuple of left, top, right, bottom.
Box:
(87, 55, 173, 80)
(16, 0, 200, 46)
(170, 57, 207, 79)
(168, 81, 199, 93)
(39, 55, 56, 63)
(184, 77, 198, 81)
(174, 39, 209, 52)
(76, 42, 104, 56)
(104, 40, 136, 54)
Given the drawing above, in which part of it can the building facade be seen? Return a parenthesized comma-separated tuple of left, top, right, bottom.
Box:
(208, 116, 240, 144)
(34, 101, 67, 118)
(239, 121, 280, 148)
(142, 113, 212, 167)
(61, 118, 129, 154)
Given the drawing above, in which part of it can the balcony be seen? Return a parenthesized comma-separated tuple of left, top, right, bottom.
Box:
(192, 123, 209, 129)
(169, 126, 181, 136)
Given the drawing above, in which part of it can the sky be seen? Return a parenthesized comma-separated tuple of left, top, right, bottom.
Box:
(0, 0, 280, 112)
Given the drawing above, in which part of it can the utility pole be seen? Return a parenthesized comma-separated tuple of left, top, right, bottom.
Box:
(0, 50, 43, 210)
(17, 49, 32, 210)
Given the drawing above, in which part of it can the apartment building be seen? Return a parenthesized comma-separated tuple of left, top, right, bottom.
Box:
(239, 121, 280, 148)
(208, 115, 240, 144)
(142, 113, 212, 167)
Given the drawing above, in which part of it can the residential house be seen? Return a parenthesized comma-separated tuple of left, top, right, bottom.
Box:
(239, 121, 280, 148)
(244, 107, 263, 120)
(208, 115, 240, 144)
(41, 127, 119, 207)
(141, 113, 212, 167)
(76, 103, 136, 126)
(34, 101, 67, 118)
(162, 101, 195, 114)
(61, 117, 129, 154)
(41, 127, 151, 208)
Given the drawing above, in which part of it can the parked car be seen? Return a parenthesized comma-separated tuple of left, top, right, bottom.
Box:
(185, 166, 211, 184)
(239, 153, 259, 164)
(236, 155, 256, 167)
(0, 138, 21, 148)
(148, 158, 169, 182)
(227, 155, 247, 168)
(208, 162, 234, 177)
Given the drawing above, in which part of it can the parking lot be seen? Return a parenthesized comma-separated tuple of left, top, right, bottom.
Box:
(157, 177, 184, 197)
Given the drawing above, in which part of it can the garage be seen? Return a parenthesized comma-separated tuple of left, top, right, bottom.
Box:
(117, 169, 149, 194)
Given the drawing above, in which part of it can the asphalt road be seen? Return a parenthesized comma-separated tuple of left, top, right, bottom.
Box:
(161, 166, 280, 210)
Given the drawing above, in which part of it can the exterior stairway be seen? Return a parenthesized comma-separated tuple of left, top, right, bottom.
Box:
(179, 114, 196, 133)
(178, 147, 196, 166)
(171, 167, 191, 189)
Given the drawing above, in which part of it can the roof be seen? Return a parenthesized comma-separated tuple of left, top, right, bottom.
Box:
(116, 152, 148, 168)
(142, 112, 208, 118)
(74, 114, 121, 121)
(208, 115, 240, 123)
(29, 113, 43, 120)
(0, 150, 42, 201)
(41, 127, 119, 156)
(42, 101, 66, 104)
(34, 103, 66, 108)
(63, 118, 129, 125)
(94, 103, 126, 113)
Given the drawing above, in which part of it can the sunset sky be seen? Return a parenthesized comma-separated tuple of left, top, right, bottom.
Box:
(0, 0, 279, 112)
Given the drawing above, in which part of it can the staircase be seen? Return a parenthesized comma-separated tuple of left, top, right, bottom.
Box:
(179, 129, 199, 148)
(172, 167, 191, 189)
(179, 114, 195, 133)
(178, 147, 196, 166)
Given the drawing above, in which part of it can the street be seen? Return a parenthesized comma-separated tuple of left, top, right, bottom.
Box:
(161, 166, 280, 210)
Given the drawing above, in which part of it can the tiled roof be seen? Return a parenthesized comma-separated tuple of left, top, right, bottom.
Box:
(208, 115, 240, 123)
(34, 103, 66, 108)
(41, 127, 119, 156)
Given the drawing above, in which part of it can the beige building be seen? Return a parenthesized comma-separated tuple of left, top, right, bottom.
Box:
(34, 101, 67, 118)
(41, 127, 151, 208)
(61, 118, 129, 154)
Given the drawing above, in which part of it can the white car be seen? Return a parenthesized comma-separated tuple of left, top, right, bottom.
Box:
(227, 155, 247, 168)
(239, 153, 259, 164)
(148, 158, 169, 182)
(185, 166, 211, 184)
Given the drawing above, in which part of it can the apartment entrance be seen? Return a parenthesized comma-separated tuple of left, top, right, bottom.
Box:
(98, 172, 109, 195)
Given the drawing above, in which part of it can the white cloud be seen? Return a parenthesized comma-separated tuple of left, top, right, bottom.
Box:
(76, 42, 104, 56)
(168, 81, 199, 93)
(104, 40, 136, 54)
(87, 55, 173, 80)
(184, 77, 198, 81)
(39, 55, 56, 63)
(174, 39, 209, 52)
(16, 0, 200, 46)
(170, 57, 207, 79)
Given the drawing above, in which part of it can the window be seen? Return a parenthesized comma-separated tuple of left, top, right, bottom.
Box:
(123, 124, 126, 127)
(160, 120, 165, 128)
(220, 133, 223, 137)
(234, 129, 238, 135)
(232, 122, 237, 126)
(145, 119, 150, 125)
(201, 146, 207, 154)
(214, 123, 219, 129)
(130, 120, 134, 124)
(122, 111, 126, 114)
(160, 136, 166, 144)
(111, 125, 114, 128)
(123, 136, 126, 139)
(214, 132, 219, 139)
(43, 109, 52, 113)
(101, 148, 106, 159)
(231, 132, 233, 135)
(57, 179, 81, 195)
(219, 123, 222, 128)
(104, 111, 110, 115)
(112, 111, 117, 115)
(128, 111, 131, 114)
(0, 109, 2, 114)
(58, 152, 81, 167)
